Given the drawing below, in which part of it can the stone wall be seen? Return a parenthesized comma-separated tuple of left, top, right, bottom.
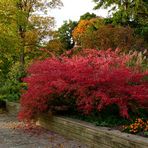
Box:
(37, 115, 148, 148)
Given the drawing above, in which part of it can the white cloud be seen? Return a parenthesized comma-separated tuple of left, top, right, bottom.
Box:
(50, 0, 108, 28)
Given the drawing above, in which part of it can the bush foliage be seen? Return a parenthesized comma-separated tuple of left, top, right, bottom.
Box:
(76, 25, 147, 51)
(0, 62, 25, 102)
(19, 49, 148, 121)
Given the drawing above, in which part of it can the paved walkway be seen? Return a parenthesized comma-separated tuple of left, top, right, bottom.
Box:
(0, 114, 88, 148)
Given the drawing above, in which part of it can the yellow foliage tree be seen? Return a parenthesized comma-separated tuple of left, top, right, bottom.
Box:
(72, 18, 104, 45)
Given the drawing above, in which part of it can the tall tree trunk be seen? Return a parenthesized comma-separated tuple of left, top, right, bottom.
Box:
(19, 26, 25, 75)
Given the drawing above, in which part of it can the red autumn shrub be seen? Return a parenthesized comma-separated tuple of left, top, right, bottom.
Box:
(19, 49, 148, 121)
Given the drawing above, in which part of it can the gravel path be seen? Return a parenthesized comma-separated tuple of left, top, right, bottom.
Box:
(0, 114, 88, 148)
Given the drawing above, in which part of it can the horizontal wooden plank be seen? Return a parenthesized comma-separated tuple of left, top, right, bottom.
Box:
(37, 115, 148, 148)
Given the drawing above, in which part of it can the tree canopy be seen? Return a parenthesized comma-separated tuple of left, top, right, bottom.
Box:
(54, 20, 77, 50)
(0, 0, 63, 69)
(80, 12, 97, 20)
(93, 0, 148, 25)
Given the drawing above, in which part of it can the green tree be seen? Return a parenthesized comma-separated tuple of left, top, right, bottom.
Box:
(55, 20, 77, 50)
(16, 0, 63, 68)
(93, 0, 148, 25)
(0, 0, 20, 79)
(0, 0, 63, 67)
(0, 0, 63, 79)
(46, 39, 64, 55)
(0, 0, 19, 51)
(80, 12, 97, 20)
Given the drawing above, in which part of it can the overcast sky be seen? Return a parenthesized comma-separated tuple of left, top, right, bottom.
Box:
(50, 0, 108, 28)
